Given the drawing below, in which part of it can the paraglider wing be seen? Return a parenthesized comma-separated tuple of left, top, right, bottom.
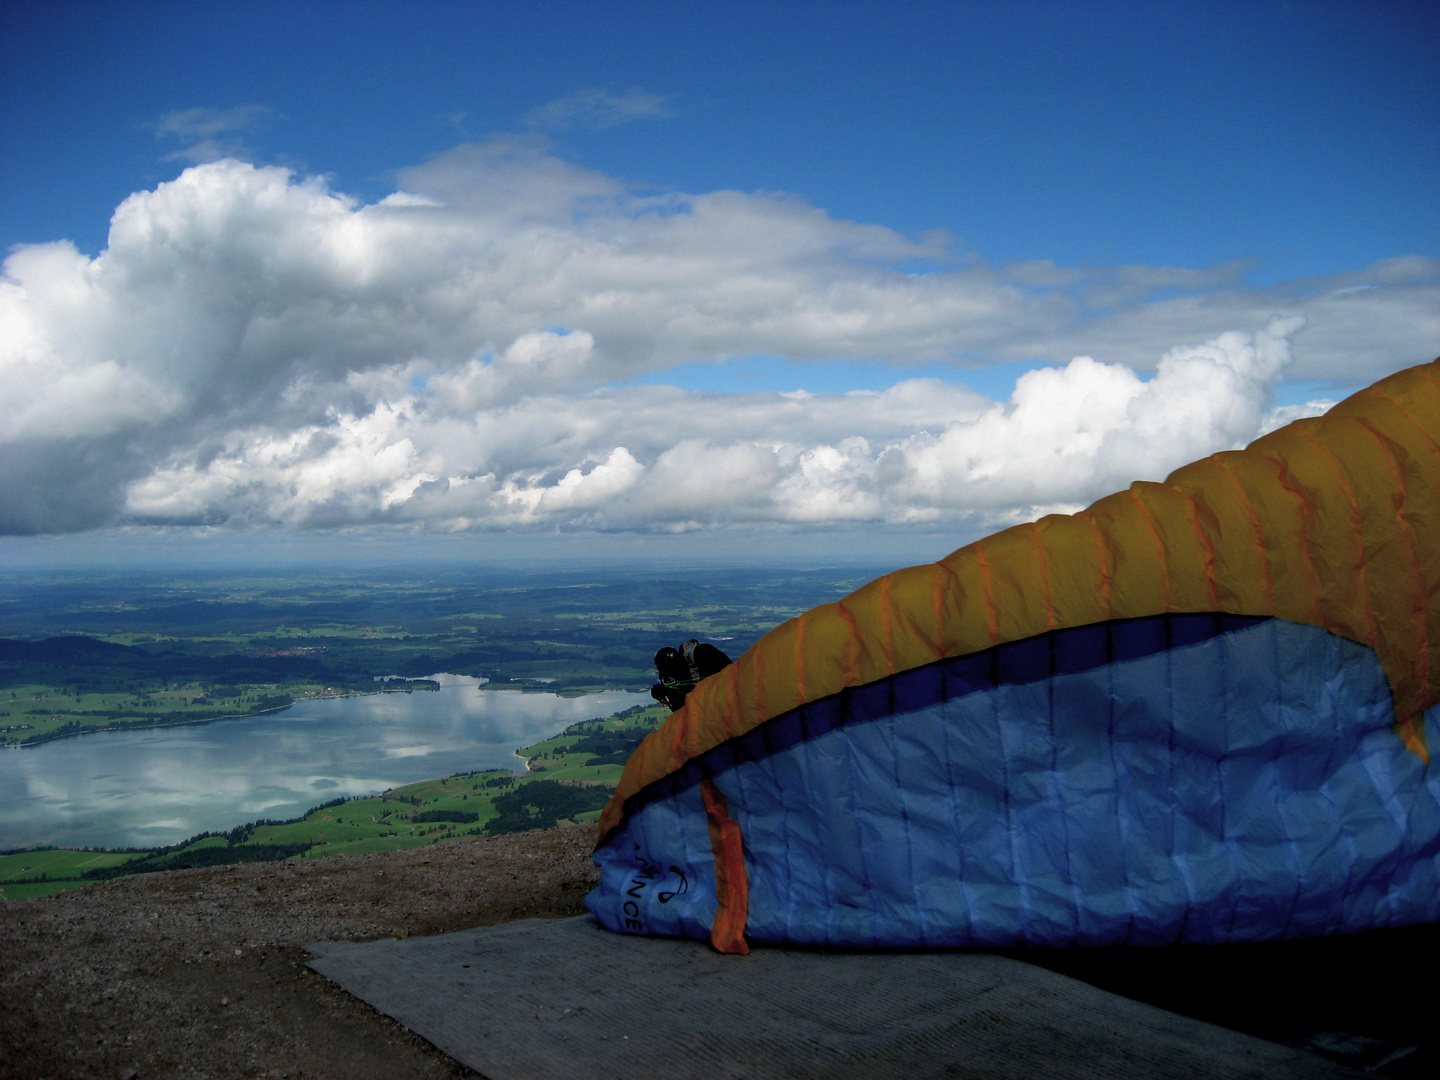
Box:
(588, 360, 1440, 952)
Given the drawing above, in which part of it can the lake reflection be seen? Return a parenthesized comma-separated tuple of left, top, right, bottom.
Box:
(0, 674, 649, 851)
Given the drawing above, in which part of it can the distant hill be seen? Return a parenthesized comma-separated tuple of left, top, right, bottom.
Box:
(0, 634, 371, 694)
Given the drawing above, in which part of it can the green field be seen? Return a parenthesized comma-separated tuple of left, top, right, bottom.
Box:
(0, 679, 332, 745)
(0, 848, 145, 881)
(0, 701, 669, 898)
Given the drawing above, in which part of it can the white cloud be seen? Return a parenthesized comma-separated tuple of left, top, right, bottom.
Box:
(152, 105, 272, 164)
(531, 447, 645, 515)
(154, 105, 272, 140)
(523, 89, 675, 132)
(112, 320, 1316, 535)
(890, 317, 1305, 512)
(0, 144, 1432, 538)
(1006, 257, 1440, 381)
(1257, 398, 1337, 436)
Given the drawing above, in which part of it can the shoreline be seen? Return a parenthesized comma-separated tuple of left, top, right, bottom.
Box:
(0, 681, 440, 750)
(3, 675, 645, 751)
(0, 688, 650, 858)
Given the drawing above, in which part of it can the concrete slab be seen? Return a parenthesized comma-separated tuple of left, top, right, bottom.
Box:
(308, 916, 1364, 1080)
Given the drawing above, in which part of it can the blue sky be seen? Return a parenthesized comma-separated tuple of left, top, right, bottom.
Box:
(5, 1, 1433, 276)
(0, 0, 1436, 565)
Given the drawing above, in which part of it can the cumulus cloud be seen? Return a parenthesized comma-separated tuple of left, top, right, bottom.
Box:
(112, 320, 1316, 535)
(889, 317, 1307, 514)
(0, 143, 1432, 537)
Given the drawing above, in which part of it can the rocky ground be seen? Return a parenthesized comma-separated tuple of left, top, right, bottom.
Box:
(0, 824, 599, 1080)
(4, 822, 1434, 1080)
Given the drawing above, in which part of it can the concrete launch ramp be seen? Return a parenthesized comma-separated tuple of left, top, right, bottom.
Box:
(307, 915, 1362, 1079)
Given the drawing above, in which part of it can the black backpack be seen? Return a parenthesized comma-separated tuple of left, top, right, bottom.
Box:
(651, 639, 732, 711)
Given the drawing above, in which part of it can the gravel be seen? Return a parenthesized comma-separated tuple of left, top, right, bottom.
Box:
(0, 824, 599, 1080)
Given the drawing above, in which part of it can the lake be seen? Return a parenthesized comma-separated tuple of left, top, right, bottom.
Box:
(0, 674, 650, 851)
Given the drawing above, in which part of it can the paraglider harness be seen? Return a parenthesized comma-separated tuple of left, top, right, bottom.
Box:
(651, 639, 733, 712)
